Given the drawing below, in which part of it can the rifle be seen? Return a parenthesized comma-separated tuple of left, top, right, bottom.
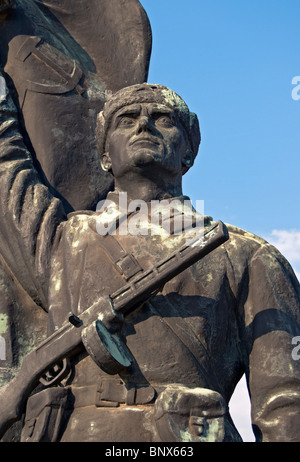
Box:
(0, 220, 228, 439)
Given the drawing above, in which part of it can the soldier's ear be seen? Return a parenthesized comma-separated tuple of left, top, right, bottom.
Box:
(101, 152, 112, 172)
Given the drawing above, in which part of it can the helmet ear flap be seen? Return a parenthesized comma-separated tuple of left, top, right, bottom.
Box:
(189, 112, 201, 158)
(181, 112, 200, 175)
(181, 149, 194, 174)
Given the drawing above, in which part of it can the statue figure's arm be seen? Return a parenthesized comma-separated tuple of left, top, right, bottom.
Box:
(0, 71, 67, 309)
(243, 244, 300, 441)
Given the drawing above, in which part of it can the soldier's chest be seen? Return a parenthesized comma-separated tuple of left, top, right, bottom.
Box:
(119, 271, 236, 387)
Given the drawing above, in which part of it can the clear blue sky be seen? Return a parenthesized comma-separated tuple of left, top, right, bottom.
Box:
(139, 0, 300, 441)
(140, 0, 300, 279)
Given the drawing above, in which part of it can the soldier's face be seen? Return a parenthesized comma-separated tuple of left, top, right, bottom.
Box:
(104, 103, 189, 179)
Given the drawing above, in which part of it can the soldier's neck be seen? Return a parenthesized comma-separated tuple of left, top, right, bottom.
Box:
(113, 172, 183, 202)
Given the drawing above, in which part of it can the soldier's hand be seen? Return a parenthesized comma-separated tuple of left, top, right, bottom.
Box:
(0, 0, 14, 19)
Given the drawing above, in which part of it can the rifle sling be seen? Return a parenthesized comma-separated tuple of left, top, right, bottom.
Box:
(98, 234, 143, 281)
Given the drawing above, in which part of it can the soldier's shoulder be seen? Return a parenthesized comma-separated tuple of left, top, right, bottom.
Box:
(216, 220, 289, 268)
(224, 223, 268, 246)
(207, 218, 276, 260)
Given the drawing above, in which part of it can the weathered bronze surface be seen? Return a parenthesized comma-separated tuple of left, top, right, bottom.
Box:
(0, 1, 300, 443)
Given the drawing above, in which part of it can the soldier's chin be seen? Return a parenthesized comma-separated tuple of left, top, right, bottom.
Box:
(131, 148, 163, 167)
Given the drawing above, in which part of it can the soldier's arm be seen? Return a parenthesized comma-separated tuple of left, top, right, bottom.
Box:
(243, 243, 300, 441)
(0, 70, 67, 308)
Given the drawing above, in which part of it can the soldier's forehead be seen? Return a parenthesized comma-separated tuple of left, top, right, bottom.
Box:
(113, 103, 175, 117)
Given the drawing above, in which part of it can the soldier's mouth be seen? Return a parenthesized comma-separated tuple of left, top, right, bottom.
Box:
(130, 136, 160, 147)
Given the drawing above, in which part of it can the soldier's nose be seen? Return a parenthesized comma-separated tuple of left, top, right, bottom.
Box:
(136, 116, 153, 133)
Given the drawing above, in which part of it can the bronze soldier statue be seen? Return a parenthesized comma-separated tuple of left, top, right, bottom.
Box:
(0, 80, 300, 442)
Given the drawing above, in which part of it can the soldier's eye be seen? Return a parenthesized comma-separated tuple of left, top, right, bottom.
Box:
(156, 115, 174, 127)
(118, 117, 136, 127)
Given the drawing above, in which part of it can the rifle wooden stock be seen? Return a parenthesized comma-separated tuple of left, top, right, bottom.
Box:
(0, 220, 228, 439)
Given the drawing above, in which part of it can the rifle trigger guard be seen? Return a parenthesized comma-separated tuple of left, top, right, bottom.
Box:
(39, 358, 71, 387)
